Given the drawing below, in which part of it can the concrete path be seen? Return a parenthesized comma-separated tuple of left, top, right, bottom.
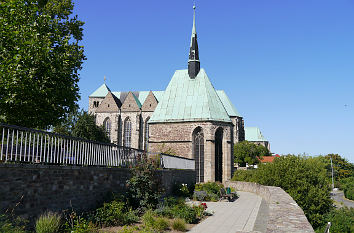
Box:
(331, 189, 354, 208)
(189, 191, 262, 233)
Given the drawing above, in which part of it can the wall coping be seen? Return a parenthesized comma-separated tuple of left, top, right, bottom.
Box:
(225, 181, 314, 233)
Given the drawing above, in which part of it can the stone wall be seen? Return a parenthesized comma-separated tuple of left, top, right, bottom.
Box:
(0, 164, 195, 221)
(225, 181, 314, 233)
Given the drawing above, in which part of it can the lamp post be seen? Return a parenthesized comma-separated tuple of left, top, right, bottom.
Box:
(330, 155, 335, 190)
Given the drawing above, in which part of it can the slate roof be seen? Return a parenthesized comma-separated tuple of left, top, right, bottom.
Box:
(245, 127, 267, 141)
(149, 69, 231, 123)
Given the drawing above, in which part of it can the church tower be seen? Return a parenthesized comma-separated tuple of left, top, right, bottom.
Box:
(188, 5, 200, 79)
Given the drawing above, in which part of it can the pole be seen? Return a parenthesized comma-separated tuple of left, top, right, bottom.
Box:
(330, 156, 334, 190)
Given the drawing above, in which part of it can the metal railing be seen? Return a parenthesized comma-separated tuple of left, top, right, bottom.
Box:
(0, 123, 145, 167)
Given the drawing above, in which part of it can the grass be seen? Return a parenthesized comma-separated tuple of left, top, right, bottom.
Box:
(171, 218, 187, 232)
(35, 212, 61, 233)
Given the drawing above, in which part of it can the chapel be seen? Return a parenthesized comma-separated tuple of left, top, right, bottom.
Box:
(88, 6, 245, 182)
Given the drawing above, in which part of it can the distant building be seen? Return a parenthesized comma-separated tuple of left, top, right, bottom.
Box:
(245, 127, 270, 151)
(88, 6, 246, 182)
(258, 154, 280, 164)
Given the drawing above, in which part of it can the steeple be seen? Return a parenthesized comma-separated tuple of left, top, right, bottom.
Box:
(188, 5, 200, 79)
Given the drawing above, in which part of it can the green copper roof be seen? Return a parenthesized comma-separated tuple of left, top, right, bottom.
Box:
(216, 90, 242, 117)
(152, 91, 164, 102)
(149, 69, 231, 123)
(245, 127, 267, 141)
(132, 93, 142, 108)
(89, 83, 110, 97)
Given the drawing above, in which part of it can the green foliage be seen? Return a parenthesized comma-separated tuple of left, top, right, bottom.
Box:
(339, 177, 354, 200)
(141, 210, 156, 228)
(153, 217, 169, 232)
(35, 212, 61, 233)
(172, 183, 193, 198)
(317, 154, 354, 182)
(315, 207, 354, 233)
(71, 111, 110, 143)
(93, 201, 138, 227)
(232, 169, 256, 182)
(0, 0, 85, 129)
(193, 182, 224, 201)
(141, 210, 170, 232)
(0, 214, 25, 233)
(234, 141, 270, 167)
(231, 155, 333, 229)
(127, 156, 162, 210)
(171, 218, 187, 232)
(62, 210, 98, 233)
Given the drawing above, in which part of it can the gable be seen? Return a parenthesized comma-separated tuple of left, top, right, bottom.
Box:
(121, 92, 141, 112)
(96, 91, 122, 113)
(141, 91, 158, 112)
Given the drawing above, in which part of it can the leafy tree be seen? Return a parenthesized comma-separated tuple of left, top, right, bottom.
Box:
(232, 155, 333, 229)
(234, 141, 270, 167)
(71, 111, 110, 143)
(315, 207, 354, 233)
(316, 154, 354, 182)
(0, 0, 85, 129)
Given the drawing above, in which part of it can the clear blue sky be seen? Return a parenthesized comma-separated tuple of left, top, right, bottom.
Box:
(73, 0, 354, 163)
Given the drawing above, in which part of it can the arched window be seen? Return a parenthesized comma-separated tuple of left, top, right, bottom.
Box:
(144, 117, 150, 150)
(124, 117, 132, 147)
(117, 115, 122, 146)
(103, 117, 111, 140)
(193, 127, 204, 183)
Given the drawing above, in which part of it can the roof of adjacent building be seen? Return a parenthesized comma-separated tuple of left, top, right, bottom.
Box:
(149, 69, 231, 123)
(245, 127, 267, 142)
(258, 154, 280, 163)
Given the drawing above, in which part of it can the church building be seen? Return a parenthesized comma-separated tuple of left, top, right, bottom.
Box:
(88, 6, 245, 182)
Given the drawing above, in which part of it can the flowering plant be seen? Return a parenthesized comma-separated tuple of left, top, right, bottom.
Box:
(200, 202, 207, 210)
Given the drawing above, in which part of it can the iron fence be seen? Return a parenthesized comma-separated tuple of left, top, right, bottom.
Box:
(0, 123, 145, 167)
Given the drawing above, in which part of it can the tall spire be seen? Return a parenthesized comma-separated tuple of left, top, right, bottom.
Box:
(188, 4, 200, 79)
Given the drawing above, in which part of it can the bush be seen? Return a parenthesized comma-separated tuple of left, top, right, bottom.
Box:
(62, 210, 98, 233)
(153, 217, 169, 232)
(127, 156, 162, 210)
(340, 177, 354, 201)
(232, 169, 256, 182)
(315, 207, 354, 233)
(169, 204, 197, 224)
(35, 212, 61, 233)
(231, 155, 333, 229)
(172, 218, 187, 232)
(193, 182, 224, 201)
(93, 201, 138, 227)
(0, 214, 25, 233)
(142, 209, 156, 228)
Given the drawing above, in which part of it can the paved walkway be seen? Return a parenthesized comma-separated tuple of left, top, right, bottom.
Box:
(331, 189, 354, 208)
(189, 191, 262, 233)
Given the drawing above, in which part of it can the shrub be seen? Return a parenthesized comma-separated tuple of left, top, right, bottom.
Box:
(35, 212, 61, 233)
(93, 201, 138, 227)
(232, 169, 256, 182)
(193, 182, 224, 201)
(142, 209, 156, 228)
(62, 210, 98, 233)
(231, 155, 333, 229)
(340, 177, 354, 201)
(315, 207, 354, 233)
(169, 204, 197, 224)
(172, 218, 187, 232)
(0, 214, 25, 233)
(153, 217, 169, 232)
(127, 156, 162, 210)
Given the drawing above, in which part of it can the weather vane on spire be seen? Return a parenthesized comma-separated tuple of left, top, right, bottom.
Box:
(104, 75, 106, 84)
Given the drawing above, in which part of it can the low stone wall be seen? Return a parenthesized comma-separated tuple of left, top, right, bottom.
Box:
(0, 164, 195, 221)
(225, 181, 314, 233)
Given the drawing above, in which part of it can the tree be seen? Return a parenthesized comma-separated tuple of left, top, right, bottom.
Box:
(234, 140, 270, 167)
(317, 154, 354, 181)
(71, 111, 110, 143)
(0, 0, 85, 129)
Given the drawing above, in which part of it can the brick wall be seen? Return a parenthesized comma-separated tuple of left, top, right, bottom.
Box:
(0, 164, 195, 221)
